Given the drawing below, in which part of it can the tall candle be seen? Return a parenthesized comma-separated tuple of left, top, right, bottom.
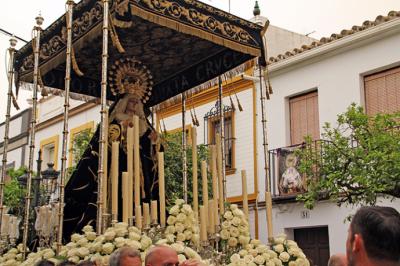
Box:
(199, 206, 207, 242)
(158, 152, 166, 227)
(127, 126, 134, 219)
(208, 200, 215, 234)
(241, 170, 249, 220)
(133, 115, 140, 208)
(151, 200, 158, 224)
(192, 127, 198, 220)
(265, 191, 274, 242)
(216, 133, 224, 213)
(201, 161, 208, 226)
(210, 145, 219, 225)
(111, 141, 119, 220)
(135, 205, 142, 230)
(1, 214, 10, 236)
(103, 109, 109, 213)
(122, 172, 129, 223)
(143, 203, 150, 227)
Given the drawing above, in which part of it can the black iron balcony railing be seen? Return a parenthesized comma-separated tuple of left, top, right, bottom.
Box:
(268, 140, 323, 200)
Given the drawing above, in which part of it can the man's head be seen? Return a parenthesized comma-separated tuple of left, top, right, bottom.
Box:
(145, 245, 179, 266)
(328, 253, 347, 266)
(109, 246, 142, 266)
(346, 206, 400, 266)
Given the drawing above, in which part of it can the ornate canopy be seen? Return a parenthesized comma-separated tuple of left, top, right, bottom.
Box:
(14, 0, 266, 107)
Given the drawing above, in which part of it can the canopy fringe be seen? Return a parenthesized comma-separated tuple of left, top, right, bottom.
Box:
(152, 59, 255, 111)
(109, 15, 126, 53)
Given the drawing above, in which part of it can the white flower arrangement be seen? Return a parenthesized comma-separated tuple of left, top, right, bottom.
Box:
(0, 199, 309, 266)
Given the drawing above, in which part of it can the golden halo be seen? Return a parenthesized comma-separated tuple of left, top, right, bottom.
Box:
(108, 58, 153, 103)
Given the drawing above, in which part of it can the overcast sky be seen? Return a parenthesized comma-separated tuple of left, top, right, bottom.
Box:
(1, 0, 400, 120)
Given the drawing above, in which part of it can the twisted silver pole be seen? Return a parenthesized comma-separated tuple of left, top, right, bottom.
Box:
(218, 76, 226, 201)
(22, 14, 44, 259)
(182, 93, 188, 203)
(97, 0, 109, 234)
(0, 37, 17, 232)
(56, 0, 74, 253)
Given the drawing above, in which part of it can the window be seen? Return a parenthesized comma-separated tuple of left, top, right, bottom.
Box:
(364, 67, 400, 116)
(40, 135, 59, 169)
(207, 112, 235, 173)
(289, 91, 320, 145)
(69, 121, 94, 167)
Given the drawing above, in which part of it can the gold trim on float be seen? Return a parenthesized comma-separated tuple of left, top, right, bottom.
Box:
(127, 4, 261, 57)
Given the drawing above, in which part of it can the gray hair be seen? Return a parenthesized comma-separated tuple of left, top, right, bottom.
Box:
(109, 246, 141, 266)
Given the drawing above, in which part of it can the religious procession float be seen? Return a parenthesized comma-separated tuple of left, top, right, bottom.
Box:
(0, 0, 310, 265)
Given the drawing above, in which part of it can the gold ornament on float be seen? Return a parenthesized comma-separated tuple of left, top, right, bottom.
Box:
(108, 58, 153, 103)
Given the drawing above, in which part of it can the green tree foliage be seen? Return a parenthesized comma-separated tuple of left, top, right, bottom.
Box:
(4, 167, 27, 216)
(163, 131, 211, 208)
(68, 129, 94, 179)
(296, 104, 400, 209)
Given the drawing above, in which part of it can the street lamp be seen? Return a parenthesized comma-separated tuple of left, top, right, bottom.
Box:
(41, 163, 59, 203)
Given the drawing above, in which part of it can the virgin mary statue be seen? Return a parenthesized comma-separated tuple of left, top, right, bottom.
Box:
(63, 58, 161, 240)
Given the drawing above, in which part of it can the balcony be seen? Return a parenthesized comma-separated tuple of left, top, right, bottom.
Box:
(268, 140, 322, 203)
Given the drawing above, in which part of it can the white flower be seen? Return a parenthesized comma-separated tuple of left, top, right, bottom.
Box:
(256, 244, 269, 254)
(165, 234, 176, 243)
(181, 204, 193, 214)
(167, 215, 177, 225)
(94, 235, 105, 243)
(289, 262, 297, 266)
(69, 256, 80, 263)
(176, 233, 186, 242)
(165, 225, 176, 234)
(171, 243, 185, 253)
(262, 252, 271, 261)
(220, 229, 230, 240)
(248, 249, 258, 257)
(126, 240, 142, 250)
(114, 237, 127, 248)
(104, 230, 116, 241)
(67, 248, 78, 258)
(71, 233, 83, 243)
(232, 208, 244, 217)
(279, 251, 291, 262)
(230, 253, 241, 262)
(230, 227, 240, 238)
(228, 237, 238, 247)
(82, 225, 94, 233)
(78, 247, 90, 258)
(250, 239, 261, 246)
(77, 237, 88, 247)
(274, 237, 285, 245)
(129, 232, 141, 241)
(230, 204, 239, 211)
(141, 235, 152, 250)
(128, 226, 141, 234)
(266, 261, 275, 266)
(191, 234, 200, 246)
(286, 240, 298, 248)
(85, 231, 97, 241)
(102, 243, 115, 254)
(238, 249, 248, 257)
(175, 222, 185, 233)
(184, 230, 193, 240)
(115, 227, 128, 237)
(239, 235, 250, 246)
(175, 199, 185, 205)
(90, 242, 103, 253)
(267, 249, 278, 259)
(156, 239, 168, 245)
(273, 257, 283, 266)
(222, 220, 231, 229)
(224, 211, 234, 220)
(254, 255, 266, 265)
(176, 213, 187, 223)
(296, 258, 310, 266)
(244, 254, 254, 263)
(102, 255, 110, 265)
(231, 217, 241, 227)
(184, 247, 201, 260)
(273, 244, 284, 253)
(288, 247, 301, 257)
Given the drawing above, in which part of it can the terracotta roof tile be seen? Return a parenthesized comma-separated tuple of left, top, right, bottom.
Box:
(268, 10, 400, 64)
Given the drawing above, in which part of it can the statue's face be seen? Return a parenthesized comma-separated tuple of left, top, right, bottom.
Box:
(126, 97, 139, 114)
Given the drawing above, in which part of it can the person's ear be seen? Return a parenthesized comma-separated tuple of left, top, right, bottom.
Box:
(352, 233, 364, 253)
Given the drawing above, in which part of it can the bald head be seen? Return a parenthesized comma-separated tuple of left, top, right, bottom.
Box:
(328, 253, 347, 266)
(145, 246, 179, 266)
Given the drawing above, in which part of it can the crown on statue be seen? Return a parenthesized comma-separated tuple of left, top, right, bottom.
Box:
(109, 58, 153, 103)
